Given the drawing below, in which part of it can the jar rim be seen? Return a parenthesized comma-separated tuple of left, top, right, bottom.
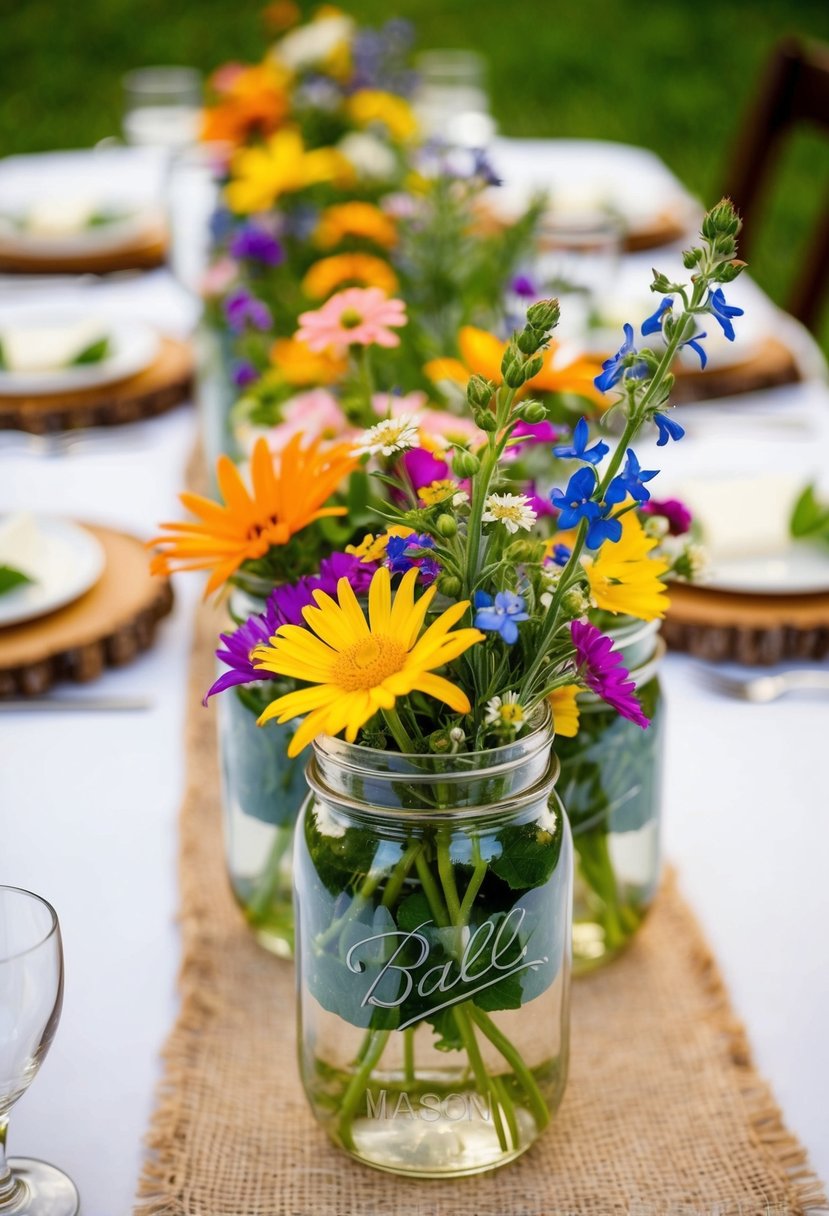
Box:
(305, 750, 561, 825)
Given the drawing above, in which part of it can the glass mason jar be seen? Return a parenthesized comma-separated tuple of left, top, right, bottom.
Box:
(219, 584, 307, 957)
(556, 620, 664, 974)
(294, 712, 572, 1178)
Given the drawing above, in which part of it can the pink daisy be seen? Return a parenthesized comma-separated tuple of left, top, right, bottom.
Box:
(296, 287, 407, 354)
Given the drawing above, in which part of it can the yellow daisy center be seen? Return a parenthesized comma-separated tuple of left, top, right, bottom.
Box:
(500, 703, 524, 724)
(333, 635, 407, 691)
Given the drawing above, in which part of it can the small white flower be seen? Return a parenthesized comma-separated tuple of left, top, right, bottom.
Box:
(685, 541, 709, 579)
(354, 414, 421, 458)
(643, 514, 669, 539)
(271, 14, 354, 70)
(452, 490, 470, 508)
(485, 691, 527, 732)
(482, 492, 537, 535)
(337, 132, 397, 181)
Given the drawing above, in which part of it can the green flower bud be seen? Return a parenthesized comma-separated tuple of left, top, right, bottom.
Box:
(474, 409, 498, 432)
(436, 513, 457, 538)
(562, 586, 590, 616)
(428, 729, 452, 754)
(437, 573, 461, 597)
(467, 373, 495, 409)
(516, 326, 543, 355)
(452, 450, 480, 478)
(702, 199, 740, 240)
(518, 399, 547, 424)
(682, 247, 702, 269)
(715, 259, 747, 284)
(500, 338, 522, 380)
(507, 539, 543, 562)
(651, 270, 673, 294)
(526, 298, 560, 330)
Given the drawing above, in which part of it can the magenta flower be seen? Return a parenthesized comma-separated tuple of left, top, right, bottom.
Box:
(641, 497, 692, 536)
(570, 619, 650, 728)
(525, 480, 557, 519)
(511, 419, 568, 454)
(400, 447, 450, 493)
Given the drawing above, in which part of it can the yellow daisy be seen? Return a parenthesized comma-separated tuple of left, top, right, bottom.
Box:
(315, 201, 398, 250)
(346, 89, 419, 142)
(302, 252, 399, 299)
(345, 525, 413, 563)
(252, 566, 483, 755)
(583, 511, 670, 621)
(549, 685, 580, 738)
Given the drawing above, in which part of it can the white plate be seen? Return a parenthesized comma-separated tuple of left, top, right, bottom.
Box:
(0, 207, 163, 258)
(0, 313, 159, 396)
(705, 545, 829, 595)
(0, 518, 105, 627)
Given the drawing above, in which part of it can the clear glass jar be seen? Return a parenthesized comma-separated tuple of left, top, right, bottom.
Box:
(219, 586, 307, 957)
(556, 626, 664, 974)
(294, 712, 572, 1178)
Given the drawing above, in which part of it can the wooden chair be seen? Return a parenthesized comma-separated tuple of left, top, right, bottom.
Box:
(723, 36, 829, 333)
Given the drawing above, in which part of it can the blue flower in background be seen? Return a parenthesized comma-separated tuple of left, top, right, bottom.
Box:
(230, 225, 284, 267)
(223, 288, 272, 334)
(707, 288, 744, 341)
(550, 466, 600, 529)
(548, 543, 571, 567)
(231, 360, 259, 388)
(594, 323, 649, 393)
(654, 412, 686, 446)
(553, 416, 609, 465)
(585, 514, 622, 548)
(641, 297, 673, 335)
(474, 590, 530, 645)
(511, 272, 537, 299)
(606, 449, 659, 505)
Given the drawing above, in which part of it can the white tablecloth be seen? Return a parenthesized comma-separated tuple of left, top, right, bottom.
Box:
(1, 145, 828, 1215)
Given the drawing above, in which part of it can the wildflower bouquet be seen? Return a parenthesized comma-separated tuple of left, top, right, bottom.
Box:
(191, 200, 744, 1168)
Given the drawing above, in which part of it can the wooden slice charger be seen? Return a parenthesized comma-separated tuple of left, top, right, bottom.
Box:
(0, 336, 194, 434)
(0, 225, 168, 275)
(663, 580, 829, 665)
(0, 524, 173, 696)
(671, 337, 800, 403)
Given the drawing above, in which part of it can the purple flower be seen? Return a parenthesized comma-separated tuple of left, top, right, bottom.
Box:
(606, 449, 659, 505)
(384, 533, 440, 585)
(525, 481, 557, 519)
(641, 497, 692, 536)
(229, 225, 284, 267)
(204, 612, 277, 703)
(511, 419, 568, 454)
(232, 359, 259, 388)
(570, 619, 649, 728)
(654, 412, 685, 446)
(553, 416, 609, 466)
(471, 148, 502, 187)
(474, 590, 529, 645)
(594, 323, 649, 394)
(223, 288, 272, 334)
(269, 552, 378, 628)
(511, 273, 537, 299)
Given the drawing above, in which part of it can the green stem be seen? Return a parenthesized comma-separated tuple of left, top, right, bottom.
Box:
(338, 1028, 391, 1151)
(246, 823, 293, 924)
(468, 1008, 550, 1131)
(403, 1027, 415, 1085)
(457, 837, 487, 926)
(382, 707, 416, 754)
(452, 1005, 510, 1151)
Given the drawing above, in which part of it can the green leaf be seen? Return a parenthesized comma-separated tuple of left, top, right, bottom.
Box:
(490, 810, 563, 890)
(0, 564, 33, 596)
(71, 337, 110, 365)
(790, 483, 829, 548)
(0, 338, 6, 370)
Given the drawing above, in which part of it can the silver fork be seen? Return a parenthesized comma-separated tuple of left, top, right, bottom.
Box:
(696, 667, 829, 703)
(0, 429, 151, 457)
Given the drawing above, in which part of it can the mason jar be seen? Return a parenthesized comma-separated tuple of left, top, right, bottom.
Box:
(556, 625, 664, 974)
(294, 711, 572, 1178)
(218, 584, 307, 957)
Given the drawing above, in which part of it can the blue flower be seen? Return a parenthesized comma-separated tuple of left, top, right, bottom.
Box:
(553, 416, 609, 465)
(707, 287, 744, 341)
(683, 331, 708, 368)
(550, 466, 600, 530)
(641, 297, 674, 336)
(473, 590, 529, 645)
(548, 543, 571, 567)
(606, 449, 659, 505)
(585, 514, 622, 548)
(654, 412, 686, 446)
(594, 323, 650, 393)
(385, 533, 440, 585)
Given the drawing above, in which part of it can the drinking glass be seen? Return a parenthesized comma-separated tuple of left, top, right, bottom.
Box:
(0, 887, 77, 1215)
(414, 49, 496, 148)
(535, 211, 622, 344)
(122, 66, 203, 150)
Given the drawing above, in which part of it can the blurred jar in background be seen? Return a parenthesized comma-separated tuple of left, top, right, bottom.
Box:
(414, 49, 496, 148)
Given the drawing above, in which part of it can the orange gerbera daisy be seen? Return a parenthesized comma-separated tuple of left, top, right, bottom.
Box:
(150, 435, 357, 596)
(201, 62, 289, 146)
(269, 336, 347, 386)
(315, 202, 398, 250)
(302, 252, 399, 299)
(424, 325, 604, 404)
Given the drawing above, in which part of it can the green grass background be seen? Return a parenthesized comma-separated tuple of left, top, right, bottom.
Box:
(2, 0, 829, 339)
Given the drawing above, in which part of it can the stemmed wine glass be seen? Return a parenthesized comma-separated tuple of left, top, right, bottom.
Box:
(0, 887, 78, 1215)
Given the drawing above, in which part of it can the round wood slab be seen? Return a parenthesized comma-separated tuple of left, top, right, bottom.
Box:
(0, 225, 167, 275)
(663, 580, 829, 664)
(0, 336, 194, 434)
(0, 524, 173, 695)
(671, 337, 800, 404)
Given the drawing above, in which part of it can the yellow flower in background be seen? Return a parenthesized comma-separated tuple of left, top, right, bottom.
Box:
(424, 326, 604, 404)
(583, 511, 671, 621)
(226, 128, 354, 214)
(252, 566, 483, 756)
(346, 525, 414, 563)
(315, 202, 398, 250)
(269, 336, 347, 386)
(346, 89, 418, 142)
(419, 480, 460, 506)
(549, 685, 580, 738)
(302, 252, 399, 298)
(149, 436, 357, 597)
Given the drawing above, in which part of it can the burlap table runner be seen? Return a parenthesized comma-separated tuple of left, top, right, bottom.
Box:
(135, 601, 828, 1215)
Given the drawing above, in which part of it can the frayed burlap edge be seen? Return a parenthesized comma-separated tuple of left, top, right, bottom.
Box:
(134, 595, 828, 1216)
